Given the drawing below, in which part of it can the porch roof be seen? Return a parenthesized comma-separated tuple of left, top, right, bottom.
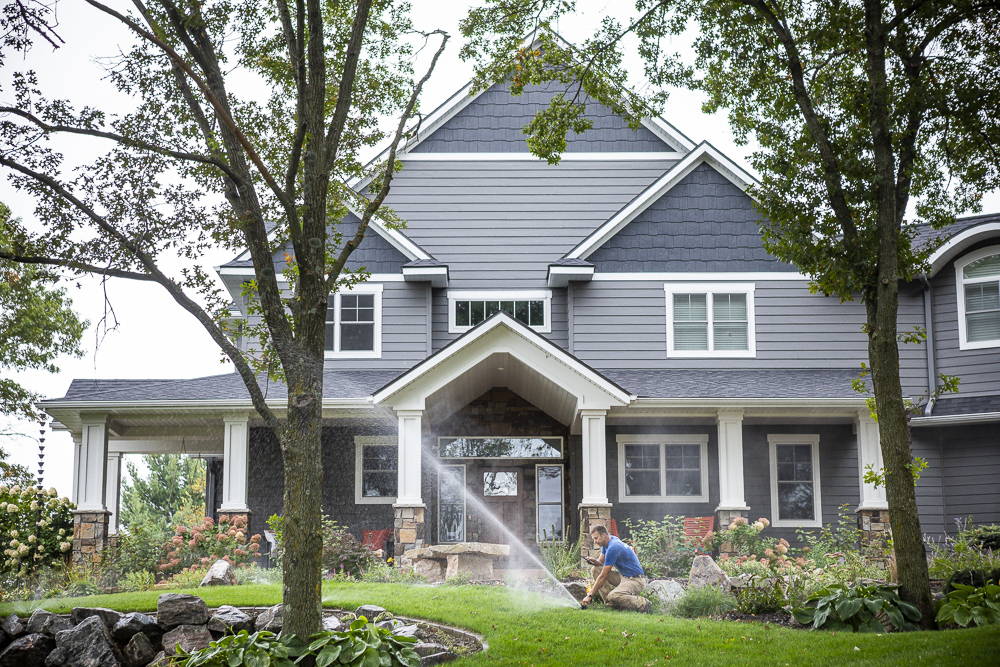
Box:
(603, 368, 862, 400)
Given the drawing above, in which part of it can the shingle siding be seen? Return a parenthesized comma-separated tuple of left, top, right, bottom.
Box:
(412, 83, 675, 153)
(588, 163, 797, 272)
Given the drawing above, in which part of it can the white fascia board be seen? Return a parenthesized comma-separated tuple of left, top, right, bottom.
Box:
(402, 265, 449, 288)
(927, 222, 1000, 277)
(547, 265, 595, 288)
(216, 267, 404, 282)
(910, 411, 1000, 426)
(372, 313, 634, 407)
(625, 398, 866, 409)
(567, 142, 761, 260)
(399, 152, 685, 162)
(594, 272, 807, 282)
(40, 398, 373, 411)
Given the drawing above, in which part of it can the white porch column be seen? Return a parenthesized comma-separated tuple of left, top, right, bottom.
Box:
(104, 453, 123, 535)
(395, 410, 424, 505)
(580, 409, 609, 505)
(856, 410, 888, 509)
(220, 413, 251, 512)
(71, 432, 83, 505)
(716, 410, 749, 512)
(77, 414, 109, 511)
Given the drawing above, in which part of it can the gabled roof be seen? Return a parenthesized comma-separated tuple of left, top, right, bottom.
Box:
(565, 142, 760, 260)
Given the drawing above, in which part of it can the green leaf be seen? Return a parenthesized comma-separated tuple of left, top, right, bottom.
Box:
(896, 600, 922, 622)
(361, 648, 380, 667)
(396, 649, 421, 667)
(813, 606, 831, 629)
(954, 608, 973, 627)
(791, 607, 815, 625)
(863, 598, 884, 613)
(835, 598, 863, 621)
(228, 648, 245, 667)
(316, 644, 343, 667)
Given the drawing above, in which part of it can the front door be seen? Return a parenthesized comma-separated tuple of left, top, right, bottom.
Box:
(471, 464, 523, 546)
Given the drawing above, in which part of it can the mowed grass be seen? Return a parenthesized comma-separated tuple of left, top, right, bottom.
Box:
(3, 583, 998, 666)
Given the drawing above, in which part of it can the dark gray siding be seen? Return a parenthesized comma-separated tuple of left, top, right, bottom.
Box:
(431, 287, 568, 353)
(572, 280, 928, 397)
(910, 432, 947, 538)
(383, 158, 677, 288)
(413, 83, 675, 153)
(742, 424, 859, 546)
(931, 241, 1000, 398)
(588, 163, 796, 272)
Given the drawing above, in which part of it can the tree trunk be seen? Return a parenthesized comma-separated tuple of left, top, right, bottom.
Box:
(280, 363, 326, 637)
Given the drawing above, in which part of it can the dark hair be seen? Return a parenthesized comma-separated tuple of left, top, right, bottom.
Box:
(590, 525, 609, 536)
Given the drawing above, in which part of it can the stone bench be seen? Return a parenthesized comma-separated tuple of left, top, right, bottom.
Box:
(404, 542, 510, 582)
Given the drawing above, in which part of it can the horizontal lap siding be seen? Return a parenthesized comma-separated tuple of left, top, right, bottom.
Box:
(940, 424, 1000, 528)
(910, 431, 947, 538)
(384, 159, 676, 288)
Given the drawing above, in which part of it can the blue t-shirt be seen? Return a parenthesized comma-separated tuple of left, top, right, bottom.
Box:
(602, 536, 644, 578)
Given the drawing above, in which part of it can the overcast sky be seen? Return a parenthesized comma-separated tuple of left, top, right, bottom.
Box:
(3, 0, 998, 497)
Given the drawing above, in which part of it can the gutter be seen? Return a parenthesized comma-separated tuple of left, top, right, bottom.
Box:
(918, 274, 937, 416)
(911, 411, 1000, 427)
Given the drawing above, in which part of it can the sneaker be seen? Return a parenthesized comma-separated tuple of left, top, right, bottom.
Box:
(640, 599, 652, 614)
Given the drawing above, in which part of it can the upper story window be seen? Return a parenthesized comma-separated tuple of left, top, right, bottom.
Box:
(325, 284, 382, 358)
(616, 433, 710, 503)
(664, 283, 756, 357)
(957, 247, 1000, 350)
(448, 290, 552, 334)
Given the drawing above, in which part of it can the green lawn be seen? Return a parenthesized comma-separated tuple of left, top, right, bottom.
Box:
(3, 583, 997, 666)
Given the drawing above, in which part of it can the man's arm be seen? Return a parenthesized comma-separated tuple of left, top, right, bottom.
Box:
(582, 565, 614, 607)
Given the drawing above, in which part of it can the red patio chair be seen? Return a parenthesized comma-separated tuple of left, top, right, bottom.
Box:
(608, 519, 619, 537)
(362, 529, 393, 558)
(683, 516, 715, 553)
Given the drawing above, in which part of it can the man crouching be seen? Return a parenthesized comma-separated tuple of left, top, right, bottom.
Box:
(581, 525, 651, 613)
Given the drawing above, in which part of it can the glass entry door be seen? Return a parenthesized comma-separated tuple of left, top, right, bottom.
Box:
(438, 465, 466, 543)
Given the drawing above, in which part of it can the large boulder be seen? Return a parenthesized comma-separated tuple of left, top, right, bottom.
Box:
(405, 543, 509, 559)
(207, 606, 253, 635)
(392, 625, 419, 638)
(688, 555, 728, 590)
(0, 633, 54, 667)
(26, 611, 72, 638)
(321, 616, 343, 632)
(255, 605, 282, 633)
(445, 554, 493, 581)
(1, 614, 25, 640)
(156, 594, 208, 629)
(354, 605, 386, 621)
(413, 559, 445, 583)
(161, 625, 212, 657)
(199, 560, 236, 587)
(647, 579, 685, 604)
(112, 613, 160, 645)
(563, 582, 588, 602)
(123, 632, 156, 667)
(46, 616, 125, 667)
(70, 608, 124, 632)
(412, 642, 448, 657)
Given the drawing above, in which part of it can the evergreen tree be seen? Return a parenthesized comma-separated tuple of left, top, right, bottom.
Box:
(119, 455, 206, 530)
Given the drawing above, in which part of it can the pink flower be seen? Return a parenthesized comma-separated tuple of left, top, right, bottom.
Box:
(760, 558, 770, 567)
(778, 538, 789, 548)
(188, 539, 197, 549)
(233, 516, 247, 528)
(732, 517, 748, 527)
(216, 533, 226, 542)
(250, 534, 261, 544)
(764, 548, 775, 558)
(219, 514, 230, 523)
(719, 553, 729, 561)
(172, 536, 183, 546)
(758, 518, 771, 528)
(201, 557, 211, 564)
(203, 517, 215, 529)
(159, 564, 170, 572)
(248, 543, 260, 553)
(228, 529, 237, 538)
(176, 525, 188, 535)
(234, 549, 246, 557)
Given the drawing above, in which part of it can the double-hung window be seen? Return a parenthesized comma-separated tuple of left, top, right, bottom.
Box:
(617, 434, 709, 503)
(956, 247, 1000, 350)
(325, 285, 382, 358)
(664, 284, 755, 357)
(768, 434, 822, 527)
(354, 436, 397, 504)
(448, 290, 551, 333)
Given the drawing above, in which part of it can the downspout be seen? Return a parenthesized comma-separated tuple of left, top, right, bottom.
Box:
(919, 274, 937, 416)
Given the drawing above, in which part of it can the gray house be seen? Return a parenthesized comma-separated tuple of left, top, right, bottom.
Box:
(42, 74, 1000, 566)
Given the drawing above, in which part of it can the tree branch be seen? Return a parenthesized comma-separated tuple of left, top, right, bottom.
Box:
(0, 252, 157, 281)
(322, 0, 375, 168)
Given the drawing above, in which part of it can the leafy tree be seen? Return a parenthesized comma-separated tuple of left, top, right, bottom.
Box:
(119, 454, 206, 531)
(0, 0, 447, 634)
(0, 445, 34, 487)
(461, 1, 1000, 623)
(0, 203, 87, 421)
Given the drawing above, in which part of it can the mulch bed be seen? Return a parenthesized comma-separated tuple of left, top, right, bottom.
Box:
(720, 610, 802, 628)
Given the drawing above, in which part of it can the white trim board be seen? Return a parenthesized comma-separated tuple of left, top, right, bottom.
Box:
(664, 283, 757, 358)
(567, 142, 761, 260)
(616, 433, 710, 504)
(399, 152, 685, 162)
(354, 436, 398, 505)
(927, 222, 1000, 277)
(325, 284, 383, 360)
(594, 272, 806, 282)
(954, 244, 1000, 351)
(768, 433, 823, 528)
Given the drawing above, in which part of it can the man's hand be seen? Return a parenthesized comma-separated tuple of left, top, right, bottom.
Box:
(584, 556, 600, 566)
(581, 594, 592, 607)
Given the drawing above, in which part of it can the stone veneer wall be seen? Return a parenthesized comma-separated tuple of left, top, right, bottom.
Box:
(72, 510, 111, 565)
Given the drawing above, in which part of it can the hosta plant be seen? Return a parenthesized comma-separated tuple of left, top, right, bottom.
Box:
(935, 583, 1000, 628)
(792, 583, 921, 633)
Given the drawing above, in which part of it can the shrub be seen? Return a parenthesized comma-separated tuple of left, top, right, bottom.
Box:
(927, 528, 1000, 581)
(178, 619, 421, 667)
(935, 583, 1000, 628)
(120, 569, 156, 592)
(708, 516, 776, 559)
(792, 583, 921, 632)
(734, 578, 787, 615)
(671, 585, 736, 619)
(358, 559, 424, 584)
(321, 519, 376, 578)
(944, 568, 1000, 593)
(622, 514, 699, 577)
(0, 484, 75, 577)
(157, 514, 261, 576)
(958, 523, 1000, 553)
(539, 526, 584, 580)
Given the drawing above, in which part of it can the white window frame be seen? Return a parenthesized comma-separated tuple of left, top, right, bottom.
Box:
(616, 434, 710, 503)
(354, 436, 397, 505)
(536, 463, 565, 542)
(447, 289, 552, 334)
(437, 464, 466, 544)
(663, 283, 756, 358)
(768, 434, 822, 528)
(325, 284, 383, 359)
(955, 245, 1000, 351)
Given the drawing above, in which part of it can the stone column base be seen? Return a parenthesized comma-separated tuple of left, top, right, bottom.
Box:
(716, 508, 750, 559)
(578, 503, 613, 562)
(857, 507, 892, 562)
(393, 504, 426, 568)
(72, 510, 111, 566)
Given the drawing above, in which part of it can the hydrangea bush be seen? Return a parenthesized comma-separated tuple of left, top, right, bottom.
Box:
(0, 484, 75, 576)
(157, 514, 262, 576)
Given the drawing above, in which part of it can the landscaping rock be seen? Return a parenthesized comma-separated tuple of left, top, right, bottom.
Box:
(161, 625, 212, 657)
(146, 652, 169, 667)
(406, 543, 509, 559)
(0, 633, 54, 667)
(413, 559, 445, 583)
(563, 582, 588, 601)
(376, 619, 403, 632)
(156, 594, 208, 629)
(647, 579, 685, 604)
(725, 574, 750, 589)
(70, 608, 125, 631)
(413, 642, 448, 657)
(208, 606, 253, 635)
(1, 613, 25, 640)
(420, 651, 457, 666)
(26, 611, 72, 639)
(123, 632, 156, 667)
(199, 560, 236, 587)
(354, 605, 386, 621)
(47, 616, 125, 667)
(392, 625, 419, 638)
(688, 555, 728, 589)
(445, 554, 493, 581)
(112, 613, 160, 645)
(321, 616, 343, 632)
(255, 605, 282, 633)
